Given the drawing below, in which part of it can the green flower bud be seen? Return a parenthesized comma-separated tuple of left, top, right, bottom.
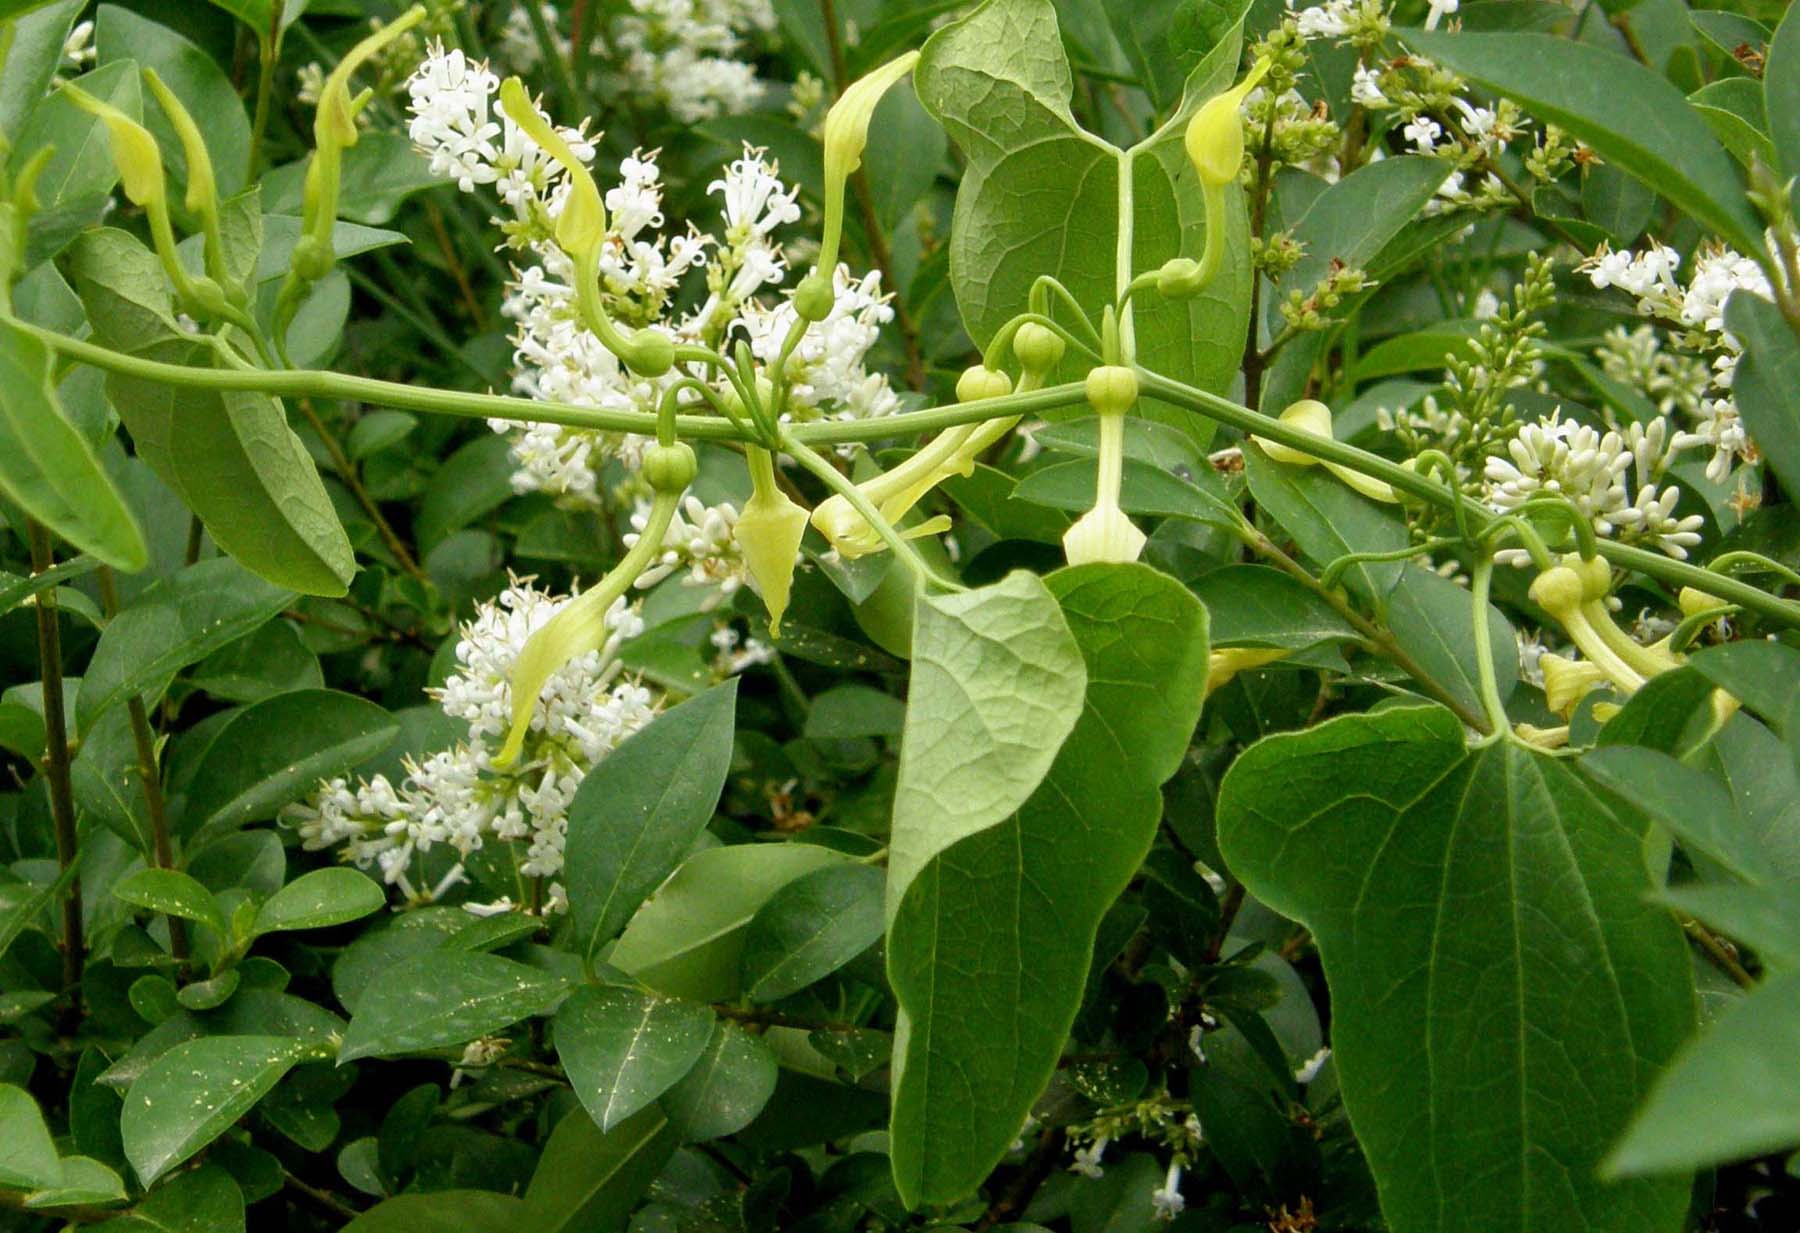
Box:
(625, 330, 675, 377)
(1084, 365, 1138, 417)
(1011, 322, 1065, 375)
(1565, 553, 1612, 604)
(1528, 565, 1585, 615)
(642, 442, 698, 493)
(794, 271, 836, 322)
(956, 365, 1013, 403)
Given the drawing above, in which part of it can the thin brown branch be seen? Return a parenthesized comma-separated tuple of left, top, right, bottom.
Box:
(28, 523, 83, 1009)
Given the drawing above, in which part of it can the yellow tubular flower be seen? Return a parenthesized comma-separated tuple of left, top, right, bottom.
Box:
(141, 68, 231, 294)
(796, 51, 920, 317)
(495, 443, 695, 767)
(1184, 58, 1271, 189)
(734, 447, 811, 635)
(58, 83, 164, 211)
(1529, 566, 1646, 698)
(810, 365, 1011, 559)
(1540, 652, 1606, 717)
(1252, 399, 1399, 503)
(1206, 646, 1291, 696)
(1063, 366, 1146, 566)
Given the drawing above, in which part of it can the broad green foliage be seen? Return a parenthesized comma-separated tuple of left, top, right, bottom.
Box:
(1219, 706, 1694, 1233)
(889, 563, 1209, 1205)
(915, 0, 1251, 437)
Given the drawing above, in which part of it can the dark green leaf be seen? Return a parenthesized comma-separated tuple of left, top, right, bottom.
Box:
(661, 1022, 778, 1142)
(338, 951, 569, 1061)
(0, 320, 146, 570)
(741, 862, 885, 1002)
(553, 986, 713, 1132)
(339, 1191, 529, 1233)
(1607, 969, 1800, 1176)
(1723, 290, 1800, 504)
(0, 1085, 60, 1190)
(1767, 2, 1800, 180)
(183, 690, 398, 839)
(122, 1036, 305, 1185)
(1402, 28, 1763, 253)
(112, 868, 226, 936)
(1218, 705, 1694, 1233)
(609, 844, 852, 1002)
(1242, 443, 1408, 600)
(76, 558, 292, 732)
(1189, 564, 1358, 648)
(252, 869, 385, 936)
(565, 681, 737, 961)
(1384, 565, 1519, 718)
(521, 1107, 676, 1233)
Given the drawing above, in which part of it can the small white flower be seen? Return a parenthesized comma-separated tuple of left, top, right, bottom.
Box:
(1150, 1160, 1186, 1221)
(1069, 1136, 1109, 1180)
(1294, 1045, 1332, 1084)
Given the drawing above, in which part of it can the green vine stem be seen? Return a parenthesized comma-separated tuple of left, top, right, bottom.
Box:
(16, 315, 1799, 630)
(1134, 367, 1800, 630)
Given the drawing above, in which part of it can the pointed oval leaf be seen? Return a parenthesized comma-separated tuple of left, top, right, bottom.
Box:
(183, 690, 398, 839)
(553, 985, 714, 1132)
(252, 868, 385, 937)
(122, 1036, 305, 1185)
(337, 951, 569, 1061)
(76, 557, 292, 732)
(0, 321, 146, 570)
(741, 862, 885, 1003)
(565, 680, 738, 960)
(0, 1085, 60, 1190)
(112, 868, 226, 936)
(661, 1021, 778, 1142)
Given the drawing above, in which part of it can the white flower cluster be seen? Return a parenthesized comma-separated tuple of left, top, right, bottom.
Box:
(1582, 243, 1773, 482)
(405, 42, 898, 503)
(284, 580, 659, 908)
(627, 494, 750, 600)
(501, 0, 774, 124)
(1484, 410, 1702, 561)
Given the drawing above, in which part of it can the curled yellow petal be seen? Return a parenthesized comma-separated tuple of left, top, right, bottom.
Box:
(318, 5, 426, 150)
(1206, 646, 1290, 696)
(815, 51, 919, 273)
(1184, 58, 1271, 187)
(497, 76, 605, 259)
(59, 83, 164, 209)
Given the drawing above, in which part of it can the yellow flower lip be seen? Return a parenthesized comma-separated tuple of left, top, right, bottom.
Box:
(1252, 400, 1399, 503)
(1184, 57, 1271, 188)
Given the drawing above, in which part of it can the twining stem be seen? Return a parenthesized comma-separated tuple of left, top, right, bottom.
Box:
(1241, 525, 1493, 734)
(1135, 367, 1800, 630)
(16, 316, 1800, 629)
(96, 568, 189, 966)
(247, 17, 280, 175)
(1469, 556, 1511, 739)
(27, 523, 83, 1004)
(18, 319, 1086, 444)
